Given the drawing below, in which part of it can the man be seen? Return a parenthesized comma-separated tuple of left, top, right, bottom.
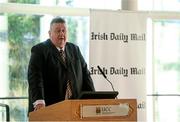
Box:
(28, 17, 95, 113)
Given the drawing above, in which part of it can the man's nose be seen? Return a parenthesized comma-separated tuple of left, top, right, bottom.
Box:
(60, 31, 65, 35)
(57, 32, 64, 36)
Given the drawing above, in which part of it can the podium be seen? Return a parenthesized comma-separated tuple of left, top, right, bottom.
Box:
(29, 99, 137, 122)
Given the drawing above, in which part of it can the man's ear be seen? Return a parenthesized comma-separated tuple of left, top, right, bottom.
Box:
(48, 30, 51, 37)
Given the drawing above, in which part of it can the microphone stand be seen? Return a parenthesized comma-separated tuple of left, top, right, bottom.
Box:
(97, 65, 118, 99)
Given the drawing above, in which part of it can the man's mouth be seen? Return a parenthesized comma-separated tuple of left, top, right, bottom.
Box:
(59, 37, 64, 40)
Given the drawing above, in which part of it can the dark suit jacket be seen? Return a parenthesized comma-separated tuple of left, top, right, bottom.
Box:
(28, 39, 95, 112)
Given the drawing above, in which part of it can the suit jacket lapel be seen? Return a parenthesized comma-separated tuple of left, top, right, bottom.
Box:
(64, 44, 72, 68)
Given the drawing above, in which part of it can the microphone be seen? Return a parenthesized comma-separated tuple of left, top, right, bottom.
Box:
(97, 65, 115, 92)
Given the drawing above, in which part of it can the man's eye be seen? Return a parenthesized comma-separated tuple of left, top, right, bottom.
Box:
(55, 30, 60, 33)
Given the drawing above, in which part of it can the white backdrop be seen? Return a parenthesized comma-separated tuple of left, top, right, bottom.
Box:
(89, 10, 147, 121)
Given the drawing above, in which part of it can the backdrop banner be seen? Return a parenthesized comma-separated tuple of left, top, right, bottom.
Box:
(89, 10, 147, 121)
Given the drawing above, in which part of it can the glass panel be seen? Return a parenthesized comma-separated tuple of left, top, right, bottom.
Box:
(138, 0, 180, 11)
(154, 20, 180, 94)
(147, 19, 180, 122)
(0, 99, 28, 122)
(153, 20, 180, 122)
(0, 13, 89, 121)
(154, 96, 180, 122)
(153, 0, 180, 11)
(58, 0, 121, 10)
(0, 103, 7, 122)
(0, 14, 8, 97)
(65, 16, 89, 61)
(6, 0, 121, 10)
(0, 0, 7, 3)
(138, 0, 153, 10)
(8, 14, 40, 97)
(0, 13, 40, 121)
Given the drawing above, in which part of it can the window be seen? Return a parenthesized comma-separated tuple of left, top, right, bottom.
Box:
(138, 0, 180, 11)
(139, 0, 180, 122)
(153, 20, 180, 122)
(0, 1, 121, 121)
(0, 13, 89, 122)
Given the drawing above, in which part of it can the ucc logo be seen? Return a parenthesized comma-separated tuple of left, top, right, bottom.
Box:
(96, 107, 111, 114)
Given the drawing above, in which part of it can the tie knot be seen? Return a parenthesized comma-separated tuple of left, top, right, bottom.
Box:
(60, 49, 65, 56)
(59, 49, 64, 54)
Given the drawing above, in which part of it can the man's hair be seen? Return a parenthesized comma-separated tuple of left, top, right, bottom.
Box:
(50, 17, 66, 26)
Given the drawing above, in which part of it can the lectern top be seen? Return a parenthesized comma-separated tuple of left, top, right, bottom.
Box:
(78, 91, 119, 99)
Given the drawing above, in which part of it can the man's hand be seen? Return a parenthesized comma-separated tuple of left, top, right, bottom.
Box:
(34, 103, 45, 111)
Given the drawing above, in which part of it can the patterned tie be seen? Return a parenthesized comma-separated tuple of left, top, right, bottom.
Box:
(59, 49, 72, 99)
(59, 49, 66, 65)
(65, 80, 72, 99)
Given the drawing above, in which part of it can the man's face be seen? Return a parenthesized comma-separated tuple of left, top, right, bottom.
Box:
(49, 23, 67, 48)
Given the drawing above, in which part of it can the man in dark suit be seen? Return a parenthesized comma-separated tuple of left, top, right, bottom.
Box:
(28, 17, 95, 113)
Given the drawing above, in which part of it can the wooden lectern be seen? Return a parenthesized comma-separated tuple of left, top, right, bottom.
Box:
(29, 99, 137, 122)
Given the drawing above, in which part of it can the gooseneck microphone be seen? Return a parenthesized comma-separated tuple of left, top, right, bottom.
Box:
(97, 65, 115, 92)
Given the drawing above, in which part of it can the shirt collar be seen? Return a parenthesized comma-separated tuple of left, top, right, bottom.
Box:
(56, 47, 65, 52)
